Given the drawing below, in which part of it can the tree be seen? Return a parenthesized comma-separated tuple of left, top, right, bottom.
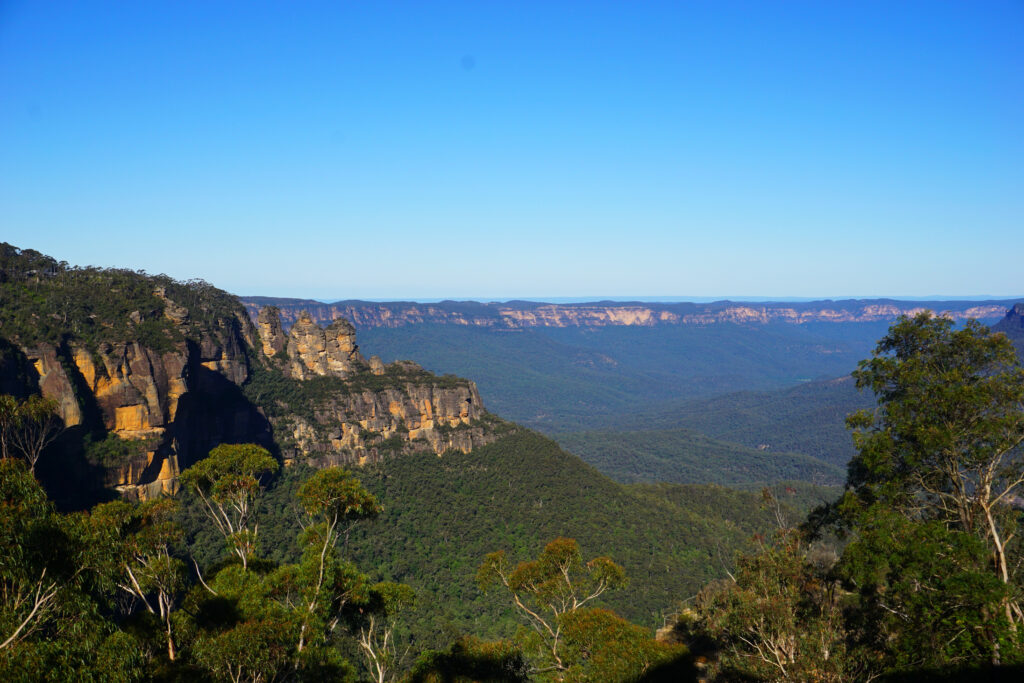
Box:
(839, 507, 1015, 672)
(0, 394, 63, 474)
(0, 459, 62, 653)
(0, 458, 147, 681)
(92, 498, 186, 662)
(688, 529, 855, 682)
(291, 467, 381, 656)
(477, 537, 628, 678)
(406, 636, 530, 683)
(354, 582, 415, 683)
(180, 443, 279, 570)
(843, 313, 1024, 630)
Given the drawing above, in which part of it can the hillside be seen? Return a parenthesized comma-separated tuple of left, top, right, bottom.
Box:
(348, 322, 888, 433)
(993, 302, 1024, 359)
(597, 375, 875, 468)
(243, 297, 1013, 435)
(555, 427, 845, 487)
(183, 429, 827, 649)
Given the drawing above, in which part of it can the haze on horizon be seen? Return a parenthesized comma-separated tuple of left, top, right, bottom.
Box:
(2, 1, 1021, 300)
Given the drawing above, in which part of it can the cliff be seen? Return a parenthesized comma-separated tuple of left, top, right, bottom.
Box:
(241, 297, 1015, 330)
(6, 270, 270, 501)
(993, 303, 1024, 359)
(247, 306, 499, 467)
(0, 244, 501, 505)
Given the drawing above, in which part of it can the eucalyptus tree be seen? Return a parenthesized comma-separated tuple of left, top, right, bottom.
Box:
(844, 313, 1024, 627)
(180, 443, 279, 570)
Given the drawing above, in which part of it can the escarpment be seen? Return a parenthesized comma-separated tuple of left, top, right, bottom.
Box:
(241, 297, 1015, 329)
(12, 289, 269, 503)
(249, 307, 500, 467)
(0, 244, 501, 505)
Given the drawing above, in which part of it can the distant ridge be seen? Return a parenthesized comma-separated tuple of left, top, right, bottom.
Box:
(240, 296, 1018, 330)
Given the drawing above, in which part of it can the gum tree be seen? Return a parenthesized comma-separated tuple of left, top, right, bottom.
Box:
(180, 443, 279, 570)
(844, 313, 1024, 628)
(477, 537, 627, 677)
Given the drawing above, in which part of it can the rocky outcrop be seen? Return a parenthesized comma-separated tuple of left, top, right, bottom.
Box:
(280, 381, 494, 467)
(253, 306, 499, 464)
(284, 310, 365, 379)
(257, 305, 287, 357)
(14, 291, 268, 502)
(2, 266, 502, 504)
(241, 298, 1016, 330)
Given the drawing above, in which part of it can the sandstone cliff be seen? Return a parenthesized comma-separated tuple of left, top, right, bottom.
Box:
(16, 289, 268, 501)
(0, 245, 502, 506)
(241, 297, 1014, 330)
(250, 307, 499, 466)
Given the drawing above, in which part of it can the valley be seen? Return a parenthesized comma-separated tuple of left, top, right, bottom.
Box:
(2, 242, 1021, 680)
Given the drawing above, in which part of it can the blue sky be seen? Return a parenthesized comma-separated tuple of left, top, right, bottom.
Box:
(1, 1, 1021, 300)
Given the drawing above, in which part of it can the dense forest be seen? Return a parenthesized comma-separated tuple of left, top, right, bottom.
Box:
(555, 428, 843, 488)
(2, 244, 1024, 680)
(355, 322, 889, 433)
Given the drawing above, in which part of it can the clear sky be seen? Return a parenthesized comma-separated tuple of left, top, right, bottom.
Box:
(1, 1, 1021, 300)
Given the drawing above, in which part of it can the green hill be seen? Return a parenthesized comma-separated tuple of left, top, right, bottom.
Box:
(357, 322, 885, 432)
(555, 427, 845, 488)
(602, 375, 875, 469)
(183, 429, 818, 649)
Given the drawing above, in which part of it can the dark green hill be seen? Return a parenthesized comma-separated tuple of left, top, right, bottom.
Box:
(555, 427, 845, 487)
(601, 375, 875, 469)
(185, 430, 813, 649)
(992, 303, 1024, 360)
(357, 322, 884, 432)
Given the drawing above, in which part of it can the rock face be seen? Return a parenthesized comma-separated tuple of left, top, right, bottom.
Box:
(241, 297, 1016, 330)
(281, 381, 493, 468)
(285, 310, 365, 379)
(13, 293, 271, 502)
(1, 270, 499, 504)
(257, 305, 287, 357)
(253, 306, 498, 465)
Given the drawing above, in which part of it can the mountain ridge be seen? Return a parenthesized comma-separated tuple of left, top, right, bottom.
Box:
(241, 296, 1017, 330)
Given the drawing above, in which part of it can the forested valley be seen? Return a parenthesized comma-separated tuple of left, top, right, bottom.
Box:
(2, 244, 1024, 681)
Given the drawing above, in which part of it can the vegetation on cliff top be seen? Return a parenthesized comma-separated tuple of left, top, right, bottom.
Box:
(0, 242, 246, 352)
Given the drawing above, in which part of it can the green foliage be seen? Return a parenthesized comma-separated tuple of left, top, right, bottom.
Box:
(83, 433, 155, 467)
(180, 430, 806, 657)
(0, 242, 247, 353)
(844, 313, 1024, 516)
(688, 529, 855, 682)
(557, 608, 689, 683)
(0, 459, 147, 681)
(556, 427, 844, 488)
(837, 313, 1024, 663)
(297, 466, 382, 523)
(180, 443, 279, 570)
(612, 375, 874, 468)
(479, 537, 689, 681)
(406, 636, 530, 682)
(0, 393, 62, 472)
(356, 320, 887, 433)
(839, 507, 1020, 672)
(681, 313, 1024, 680)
